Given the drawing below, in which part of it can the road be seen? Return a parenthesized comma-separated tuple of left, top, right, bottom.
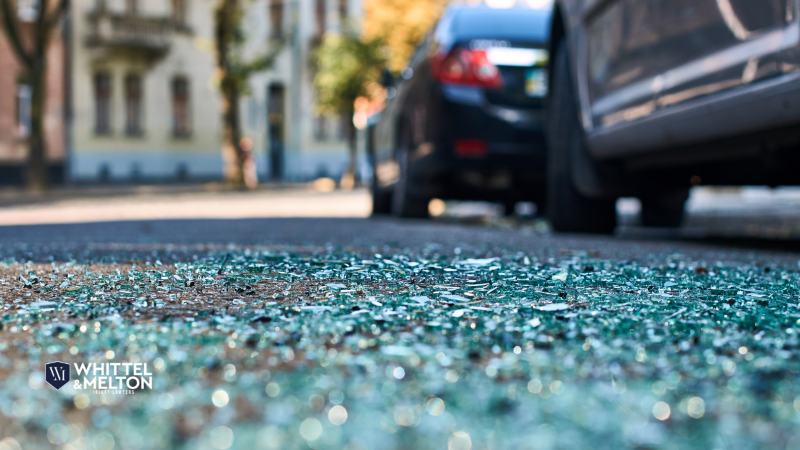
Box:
(0, 184, 799, 263)
(0, 185, 798, 450)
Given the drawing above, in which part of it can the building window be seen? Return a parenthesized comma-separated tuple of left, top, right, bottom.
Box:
(338, 0, 347, 22)
(172, 77, 190, 138)
(16, 84, 32, 138)
(125, 0, 137, 15)
(125, 74, 142, 136)
(314, 0, 326, 37)
(94, 73, 112, 135)
(314, 116, 327, 141)
(269, 0, 283, 39)
(172, 0, 185, 24)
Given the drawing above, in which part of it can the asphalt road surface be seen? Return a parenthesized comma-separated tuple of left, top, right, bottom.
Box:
(0, 185, 799, 264)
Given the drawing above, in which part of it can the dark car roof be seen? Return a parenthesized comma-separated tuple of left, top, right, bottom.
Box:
(444, 3, 552, 43)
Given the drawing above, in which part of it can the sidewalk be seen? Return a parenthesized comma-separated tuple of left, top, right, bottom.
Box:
(0, 183, 372, 225)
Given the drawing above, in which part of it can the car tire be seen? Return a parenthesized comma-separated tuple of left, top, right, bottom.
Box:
(640, 189, 689, 228)
(547, 41, 617, 234)
(371, 185, 393, 216)
(503, 200, 518, 217)
(392, 149, 429, 218)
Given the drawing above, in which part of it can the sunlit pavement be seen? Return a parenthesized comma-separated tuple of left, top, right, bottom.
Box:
(0, 185, 372, 226)
(683, 187, 800, 239)
(617, 187, 800, 240)
(1, 186, 800, 237)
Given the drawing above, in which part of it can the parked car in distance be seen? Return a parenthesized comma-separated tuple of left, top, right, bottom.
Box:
(370, 1, 554, 217)
(548, 0, 800, 233)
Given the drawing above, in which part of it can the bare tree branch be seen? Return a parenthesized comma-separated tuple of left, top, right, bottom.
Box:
(0, 0, 34, 68)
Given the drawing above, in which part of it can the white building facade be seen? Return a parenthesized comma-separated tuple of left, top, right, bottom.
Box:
(68, 0, 361, 183)
(240, 0, 368, 182)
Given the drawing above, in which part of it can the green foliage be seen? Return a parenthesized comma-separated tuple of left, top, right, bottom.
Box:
(313, 32, 386, 115)
(227, 48, 283, 95)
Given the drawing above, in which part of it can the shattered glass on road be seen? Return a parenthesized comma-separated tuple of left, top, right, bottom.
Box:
(0, 249, 799, 449)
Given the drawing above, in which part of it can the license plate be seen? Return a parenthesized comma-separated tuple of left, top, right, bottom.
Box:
(525, 68, 548, 98)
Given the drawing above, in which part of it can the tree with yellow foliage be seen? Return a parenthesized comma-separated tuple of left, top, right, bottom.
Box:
(363, 0, 451, 73)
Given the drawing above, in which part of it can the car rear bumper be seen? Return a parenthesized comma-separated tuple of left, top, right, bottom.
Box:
(407, 86, 547, 200)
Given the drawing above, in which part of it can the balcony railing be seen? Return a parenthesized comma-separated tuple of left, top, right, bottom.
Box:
(85, 11, 175, 57)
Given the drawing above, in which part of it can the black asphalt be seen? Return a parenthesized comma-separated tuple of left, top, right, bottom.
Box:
(1, 217, 797, 266)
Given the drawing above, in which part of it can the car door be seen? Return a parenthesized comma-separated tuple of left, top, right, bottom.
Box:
(583, 0, 796, 130)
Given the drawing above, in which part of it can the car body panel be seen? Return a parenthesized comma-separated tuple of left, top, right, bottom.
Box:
(555, 0, 800, 162)
(589, 70, 800, 160)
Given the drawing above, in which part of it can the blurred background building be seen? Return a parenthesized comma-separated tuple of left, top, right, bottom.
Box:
(68, 0, 220, 182)
(1, 0, 364, 185)
(242, 0, 369, 182)
(0, 0, 66, 186)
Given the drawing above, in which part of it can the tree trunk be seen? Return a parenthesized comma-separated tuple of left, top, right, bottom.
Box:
(0, 0, 63, 192)
(27, 60, 48, 192)
(215, 0, 246, 189)
(341, 109, 358, 189)
(221, 81, 245, 188)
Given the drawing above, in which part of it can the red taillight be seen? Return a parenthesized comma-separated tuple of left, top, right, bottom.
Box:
(440, 54, 466, 81)
(454, 139, 488, 157)
(433, 49, 503, 89)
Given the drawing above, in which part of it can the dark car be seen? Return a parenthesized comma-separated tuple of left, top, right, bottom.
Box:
(370, 2, 553, 217)
(547, 0, 800, 233)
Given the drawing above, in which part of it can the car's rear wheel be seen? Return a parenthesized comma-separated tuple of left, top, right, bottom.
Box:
(371, 184, 392, 216)
(640, 189, 689, 227)
(547, 41, 617, 234)
(392, 148, 429, 218)
(503, 200, 517, 216)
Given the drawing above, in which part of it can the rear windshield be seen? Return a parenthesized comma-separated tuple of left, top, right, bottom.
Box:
(451, 7, 551, 43)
